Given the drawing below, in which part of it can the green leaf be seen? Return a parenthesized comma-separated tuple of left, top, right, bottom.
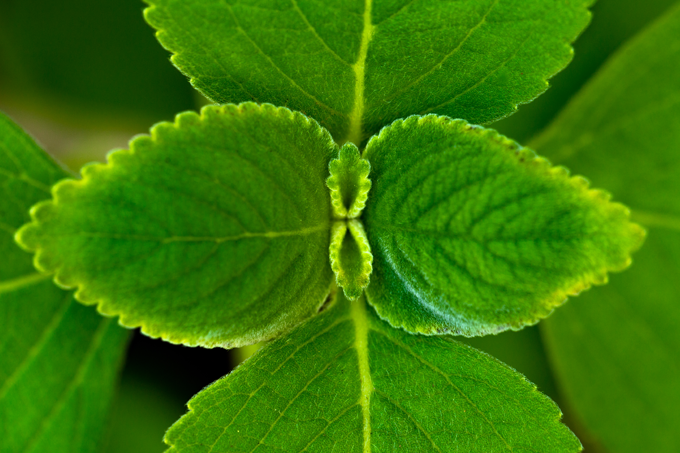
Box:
(531, 4, 680, 452)
(143, 0, 593, 144)
(362, 115, 645, 336)
(327, 144, 371, 219)
(327, 144, 374, 300)
(16, 103, 336, 348)
(0, 111, 130, 453)
(164, 293, 581, 453)
(330, 220, 373, 300)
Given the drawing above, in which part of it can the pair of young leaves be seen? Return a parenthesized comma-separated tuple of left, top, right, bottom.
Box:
(8, 0, 655, 451)
(16, 103, 642, 350)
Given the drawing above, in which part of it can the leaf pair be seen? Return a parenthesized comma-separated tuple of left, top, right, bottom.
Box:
(16, 102, 643, 349)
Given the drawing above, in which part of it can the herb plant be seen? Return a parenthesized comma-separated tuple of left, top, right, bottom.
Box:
(1, 1, 679, 452)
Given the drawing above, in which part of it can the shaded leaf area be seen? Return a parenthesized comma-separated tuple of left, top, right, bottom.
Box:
(532, 4, 680, 452)
(165, 293, 581, 453)
(16, 103, 337, 348)
(144, 0, 593, 144)
(0, 111, 130, 453)
(362, 116, 644, 337)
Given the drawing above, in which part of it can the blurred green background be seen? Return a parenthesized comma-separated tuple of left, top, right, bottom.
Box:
(0, 0, 677, 451)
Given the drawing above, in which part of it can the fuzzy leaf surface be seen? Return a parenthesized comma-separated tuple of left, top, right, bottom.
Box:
(532, 4, 680, 451)
(144, 0, 593, 144)
(0, 111, 129, 453)
(362, 116, 644, 337)
(16, 103, 336, 348)
(327, 144, 371, 219)
(164, 293, 581, 453)
(330, 220, 373, 300)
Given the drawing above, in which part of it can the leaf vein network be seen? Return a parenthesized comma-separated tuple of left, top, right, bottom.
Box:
(202, 318, 353, 451)
(165, 9, 261, 102)
(373, 388, 444, 452)
(246, 346, 355, 452)
(370, 329, 513, 450)
(372, 0, 500, 108)
(289, 0, 353, 66)
(420, 24, 535, 116)
(221, 0, 344, 116)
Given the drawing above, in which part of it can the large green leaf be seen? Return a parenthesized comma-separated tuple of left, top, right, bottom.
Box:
(0, 111, 130, 453)
(144, 0, 593, 145)
(362, 115, 644, 337)
(164, 293, 581, 452)
(16, 103, 336, 348)
(531, 3, 680, 452)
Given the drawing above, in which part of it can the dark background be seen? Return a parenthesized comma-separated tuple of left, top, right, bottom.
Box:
(1, 0, 677, 450)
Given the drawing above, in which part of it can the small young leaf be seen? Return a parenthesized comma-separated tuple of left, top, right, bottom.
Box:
(532, 4, 680, 452)
(362, 115, 645, 337)
(144, 0, 593, 144)
(164, 293, 581, 453)
(326, 143, 371, 219)
(16, 103, 336, 348)
(330, 220, 373, 300)
(0, 111, 130, 453)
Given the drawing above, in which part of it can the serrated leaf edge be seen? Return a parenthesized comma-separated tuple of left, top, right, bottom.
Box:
(326, 143, 372, 219)
(364, 114, 646, 337)
(14, 102, 335, 348)
(329, 220, 374, 301)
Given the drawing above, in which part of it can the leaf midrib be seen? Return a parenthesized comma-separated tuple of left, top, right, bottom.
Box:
(345, 0, 374, 146)
(52, 224, 330, 243)
(351, 297, 374, 453)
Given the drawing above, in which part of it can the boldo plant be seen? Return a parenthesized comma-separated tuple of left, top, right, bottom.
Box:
(1, 1, 679, 452)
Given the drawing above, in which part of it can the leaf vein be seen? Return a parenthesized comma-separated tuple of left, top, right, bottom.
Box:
(370, 329, 513, 451)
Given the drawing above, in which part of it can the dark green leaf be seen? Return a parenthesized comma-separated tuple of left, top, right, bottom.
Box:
(144, 0, 593, 144)
(532, 4, 680, 451)
(164, 293, 581, 452)
(16, 103, 336, 348)
(0, 111, 130, 453)
(362, 115, 644, 336)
